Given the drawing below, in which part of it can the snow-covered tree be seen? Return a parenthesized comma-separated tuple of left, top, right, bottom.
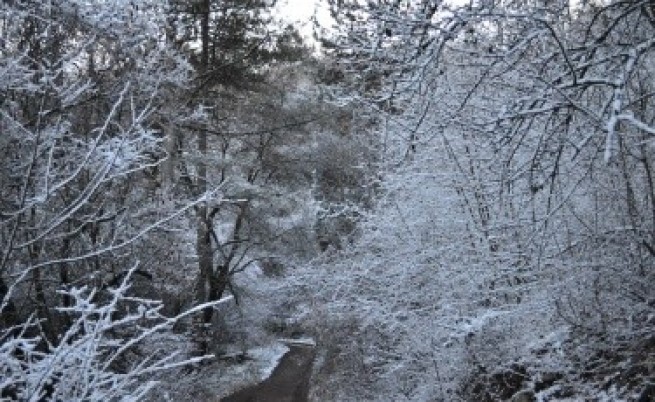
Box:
(0, 1, 217, 399)
(290, 0, 655, 399)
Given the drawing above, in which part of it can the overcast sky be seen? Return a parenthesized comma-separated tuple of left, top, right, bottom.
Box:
(276, 0, 471, 38)
(276, 0, 332, 39)
(277, 0, 319, 22)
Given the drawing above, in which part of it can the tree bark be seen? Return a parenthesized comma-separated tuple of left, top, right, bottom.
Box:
(193, 0, 214, 355)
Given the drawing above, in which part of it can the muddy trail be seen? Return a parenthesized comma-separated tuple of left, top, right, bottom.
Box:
(221, 344, 316, 402)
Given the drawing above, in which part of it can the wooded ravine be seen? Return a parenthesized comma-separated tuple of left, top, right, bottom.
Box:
(1, 1, 654, 401)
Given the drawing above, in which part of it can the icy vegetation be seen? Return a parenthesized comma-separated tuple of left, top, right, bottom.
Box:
(2, 0, 655, 401)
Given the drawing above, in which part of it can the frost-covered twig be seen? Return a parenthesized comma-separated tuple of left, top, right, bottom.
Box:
(1, 265, 223, 401)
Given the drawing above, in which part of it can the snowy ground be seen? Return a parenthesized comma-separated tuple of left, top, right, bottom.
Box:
(144, 339, 291, 401)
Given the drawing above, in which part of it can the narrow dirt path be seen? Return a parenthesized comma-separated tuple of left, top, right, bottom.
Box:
(220, 344, 316, 402)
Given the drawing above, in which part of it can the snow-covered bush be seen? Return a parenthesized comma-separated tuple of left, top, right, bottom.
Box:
(0, 266, 213, 401)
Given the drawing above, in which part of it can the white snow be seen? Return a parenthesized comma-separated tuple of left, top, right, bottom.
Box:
(248, 343, 291, 381)
(278, 337, 317, 347)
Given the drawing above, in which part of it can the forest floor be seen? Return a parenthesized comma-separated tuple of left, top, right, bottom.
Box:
(220, 341, 316, 402)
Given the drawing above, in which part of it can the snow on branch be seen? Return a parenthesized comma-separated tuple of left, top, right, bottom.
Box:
(0, 264, 225, 401)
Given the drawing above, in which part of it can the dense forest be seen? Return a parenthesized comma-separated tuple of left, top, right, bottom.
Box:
(1, 0, 654, 401)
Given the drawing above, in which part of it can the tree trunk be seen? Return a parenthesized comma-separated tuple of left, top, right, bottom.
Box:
(192, 0, 213, 356)
(0, 276, 19, 333)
